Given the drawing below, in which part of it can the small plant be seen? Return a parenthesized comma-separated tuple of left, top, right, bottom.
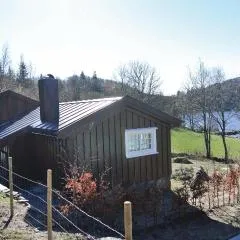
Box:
(173, 167, 194, 204)
(225, 165, 239, 204)
(64, 172, 97, 206)
(211, 170, 223, 207)
(173, 167, 194, 184)
(190, 167, 210, 208)
(60, 169, 110, 216)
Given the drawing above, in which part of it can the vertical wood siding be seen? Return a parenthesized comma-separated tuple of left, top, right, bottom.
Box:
(64, 107, 172, 186)
(0, 91, 38, 123)
(10, 107, 172, 186)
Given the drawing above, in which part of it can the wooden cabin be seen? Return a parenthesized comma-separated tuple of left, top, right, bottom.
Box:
(0, 76, 181, 188)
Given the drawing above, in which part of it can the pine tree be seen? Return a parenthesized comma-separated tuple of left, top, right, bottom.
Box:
(80, 71, 86, 89)
(7, 66, 15, 81)
(91, 71, 102, 92)
(17, 55, 28, 84)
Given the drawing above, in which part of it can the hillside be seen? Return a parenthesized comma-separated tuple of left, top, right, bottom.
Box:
(207, 77, 240, 111)
(171, 128, 240, 160)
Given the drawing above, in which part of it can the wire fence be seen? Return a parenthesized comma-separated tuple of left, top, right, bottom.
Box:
(0, 164, 125, 239)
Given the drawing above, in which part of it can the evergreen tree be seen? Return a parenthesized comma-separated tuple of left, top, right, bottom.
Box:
(68, 75, 81, 100)
(91, 71, 102, 92)
(80, 71, 86, 80)
(17, 55, 28, 84)
(79, 71, 87, 89)
(7, 66, 15, 81)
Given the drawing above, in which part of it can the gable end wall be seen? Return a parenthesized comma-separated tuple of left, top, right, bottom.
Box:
(63, 107, 172, 187)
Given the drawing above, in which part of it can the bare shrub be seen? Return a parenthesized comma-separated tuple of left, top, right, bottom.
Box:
(225, 165, 239, 204)
(211, 170, 223, 207)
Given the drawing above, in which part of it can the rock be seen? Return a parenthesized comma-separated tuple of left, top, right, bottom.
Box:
(17, 196, 26, 201)
(6, 191, 19, 197)
(17, 199, 29, 204)
(2, 189, 10, 194)
(2, 217, 8, 224)
(0, 184, 8, 192)
(173, 157, 193, 164)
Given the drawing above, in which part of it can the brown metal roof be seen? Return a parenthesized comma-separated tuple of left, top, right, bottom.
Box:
(0, 95, 181, 144)
(0, 97, 123, 143)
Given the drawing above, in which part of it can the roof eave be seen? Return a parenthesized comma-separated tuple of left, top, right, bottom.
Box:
(122, 95, 182, 127)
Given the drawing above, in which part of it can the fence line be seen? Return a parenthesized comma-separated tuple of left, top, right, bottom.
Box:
(8, 157, 13, 216)
(0, 163, 124, 239)
(52, 188, 125, 238)
(47, 169, 52, 240)
(29, 205, 70, 233)
(26, 212, 48, 229)
(0, 167, 97, 239)
(24, 206, 95, 239)
(0, 174, 47, 205)
(0, 165, 47, 188)
(0, 170, 98, 239)
(51, 205, 96, 239)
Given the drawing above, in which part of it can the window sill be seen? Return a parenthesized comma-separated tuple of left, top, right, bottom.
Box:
(126, 151, 159, 159)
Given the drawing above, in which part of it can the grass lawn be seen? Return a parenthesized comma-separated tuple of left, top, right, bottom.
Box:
(171, 128, 240, 160)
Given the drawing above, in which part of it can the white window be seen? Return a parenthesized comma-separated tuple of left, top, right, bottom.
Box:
(125, 127, 158, 158)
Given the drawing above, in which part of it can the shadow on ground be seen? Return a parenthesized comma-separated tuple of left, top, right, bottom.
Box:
(19, 186, 240, 240)
(134, 209, 240, 240)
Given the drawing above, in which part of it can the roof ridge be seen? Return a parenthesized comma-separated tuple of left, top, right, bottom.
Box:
(0, 89, 39, 103)
(59, 96, 123, 104)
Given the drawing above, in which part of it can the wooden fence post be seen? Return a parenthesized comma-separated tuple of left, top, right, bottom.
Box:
(124, 201, 132, 240)
(8, 156, 13, 217)
(47, 169, 53, 240)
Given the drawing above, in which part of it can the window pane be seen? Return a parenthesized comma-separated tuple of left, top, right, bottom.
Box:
(129, 133, 140, 152)
(139, 132, 152, 150)
(125, 128, 157, 158)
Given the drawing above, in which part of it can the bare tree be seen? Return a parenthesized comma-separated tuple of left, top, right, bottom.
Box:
(179, 89, 201, 131)
(186, 60, 213, 158)
(117, 60, 162, 103)
(67, 74, 81, 101)
(211, 68, 235, 162)
(0, 44, 11, 92)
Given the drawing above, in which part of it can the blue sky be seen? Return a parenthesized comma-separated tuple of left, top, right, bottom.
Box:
(1, 0, 240, 95)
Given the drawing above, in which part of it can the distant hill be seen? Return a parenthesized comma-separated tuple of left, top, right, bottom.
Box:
(221, 77, 240, 88)
(101, 77, 240, 117)
(207, 77, 240, 111)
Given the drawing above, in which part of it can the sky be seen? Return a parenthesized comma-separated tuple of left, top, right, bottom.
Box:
(1, 0, 240, 95)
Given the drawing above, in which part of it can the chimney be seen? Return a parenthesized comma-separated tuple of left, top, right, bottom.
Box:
(38, 74, 59, 123)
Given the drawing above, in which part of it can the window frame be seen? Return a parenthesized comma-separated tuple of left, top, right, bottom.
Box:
(125, 127, 158, 158)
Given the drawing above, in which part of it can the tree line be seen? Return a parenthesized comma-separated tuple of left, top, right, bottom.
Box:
(0, 45, 164, 104)
(1, 44, 240, 162)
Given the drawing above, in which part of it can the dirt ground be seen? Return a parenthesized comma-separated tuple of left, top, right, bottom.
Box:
(0, 194, 84, 240)
(135, 205, 240, 240)
(172, 156, 231, 175)
(2, 156, 240, 240)
(1, 193, 240, 240)
(171, 156, 235, 190)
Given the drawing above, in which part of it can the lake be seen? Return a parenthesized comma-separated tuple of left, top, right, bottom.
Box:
(184, 112, 240, 137)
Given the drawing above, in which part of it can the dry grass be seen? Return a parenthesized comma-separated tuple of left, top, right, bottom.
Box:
(171, 156, 230, 190)
(0, 195, 85, 240)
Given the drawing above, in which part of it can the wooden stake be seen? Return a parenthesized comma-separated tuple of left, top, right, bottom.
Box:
(47, 169, 53, 240)
(8, 157, 13, 217)
(124, 201, 132, 240)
